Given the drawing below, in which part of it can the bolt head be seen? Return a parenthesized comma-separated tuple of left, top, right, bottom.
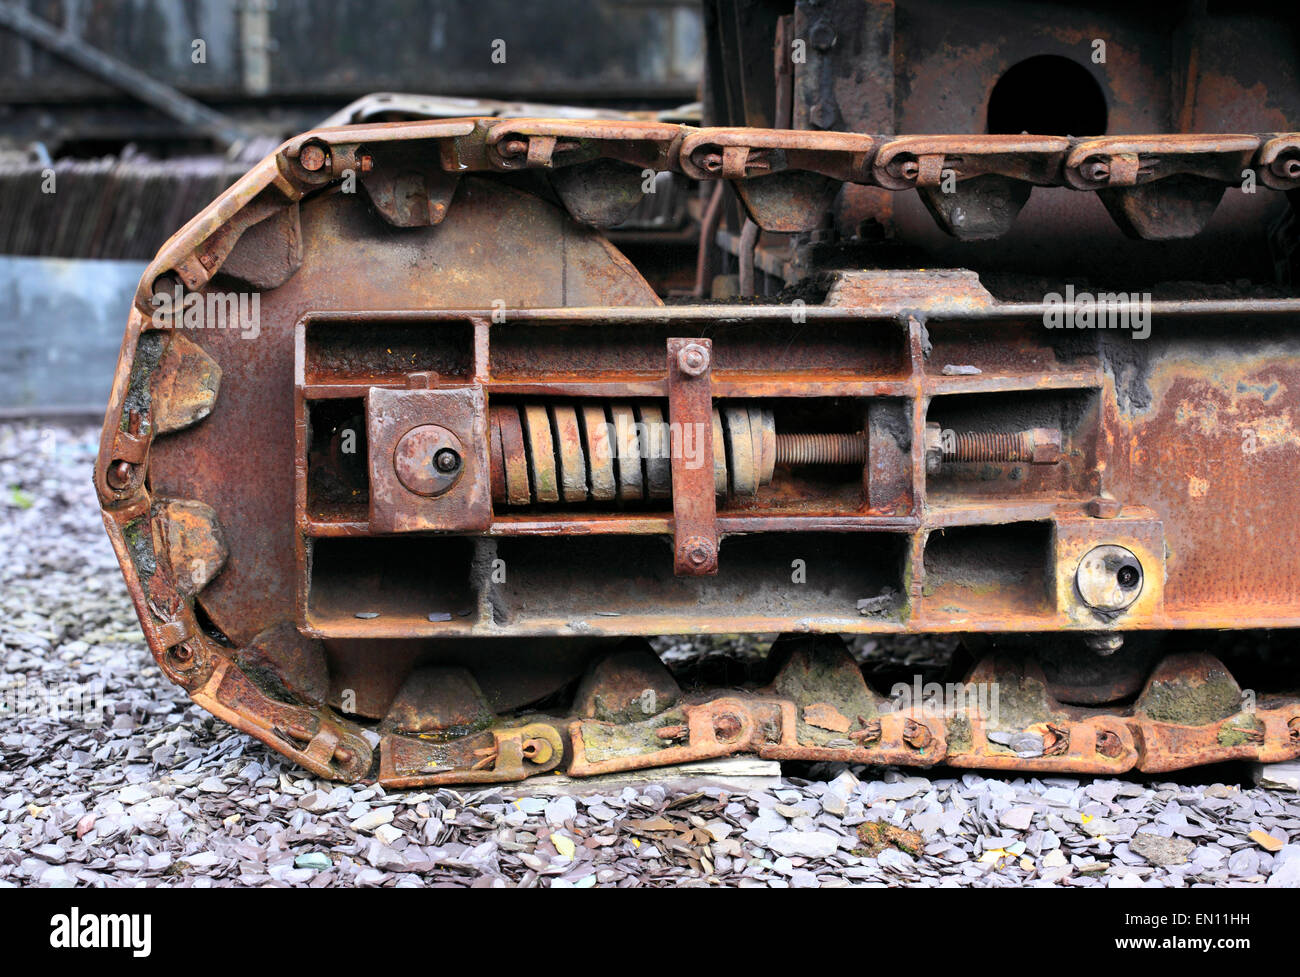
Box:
(1086, 496, 1123, 519)
(106, 459, 133, 490)
(1085, 632, 1125, 656)
(677, 343, 710, 377)
(433, 448, 461, 473)
(299, 142, 328, 172)
(810, 102, 837, 130)
(679, 535, 717, 572)
(1029, 426, 1062, 463)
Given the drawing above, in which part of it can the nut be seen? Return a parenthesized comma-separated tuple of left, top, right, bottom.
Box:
(1028, 426, 1062, 464)
(679, 536, 716, 571)
(1086, 495, 1123, 519)
(677, 343, 710, 376)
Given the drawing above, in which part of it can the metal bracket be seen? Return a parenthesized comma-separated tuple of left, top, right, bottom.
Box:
(667, 338, 718, 575)
(366, 384, 491, 533)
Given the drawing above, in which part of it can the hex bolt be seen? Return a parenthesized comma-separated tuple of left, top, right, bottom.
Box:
(677, 342, 710, 376)
(500, 138, 529, 158)
(357, 153, 374, 173)
(681, 536, 716, 569)
(925, 423, 1062, 473)
(1085, 632, 1125, 656)
(1086, 495, 1123, 519)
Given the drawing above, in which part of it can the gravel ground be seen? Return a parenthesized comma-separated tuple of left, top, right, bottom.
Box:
(2, 420, 1299, 888)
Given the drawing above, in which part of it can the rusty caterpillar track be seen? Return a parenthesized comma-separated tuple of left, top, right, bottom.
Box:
(95, 117, 1300, 784)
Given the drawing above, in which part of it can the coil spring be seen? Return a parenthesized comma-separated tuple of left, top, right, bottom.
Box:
(490, 401, 873, 506)
(490, 402, 779, 506)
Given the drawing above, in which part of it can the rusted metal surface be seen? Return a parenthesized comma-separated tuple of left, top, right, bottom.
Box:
(366, 386, 491, 534)
(94, 96, 1300, 784)
(667, 338, 719, 575)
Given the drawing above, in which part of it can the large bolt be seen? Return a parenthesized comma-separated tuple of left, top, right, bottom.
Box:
(677, 343, 710, 376)
(925, 423, 1062, 473)
(693, 149, 724, 173)
(299, 141, 328, 172)
(774, 432, 865, 466)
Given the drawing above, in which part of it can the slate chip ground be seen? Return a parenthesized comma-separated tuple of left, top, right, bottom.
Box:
(2, 421, 1300, 888)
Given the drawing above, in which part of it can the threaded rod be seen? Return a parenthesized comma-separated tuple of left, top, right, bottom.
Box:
(774, 432, 866, 466)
